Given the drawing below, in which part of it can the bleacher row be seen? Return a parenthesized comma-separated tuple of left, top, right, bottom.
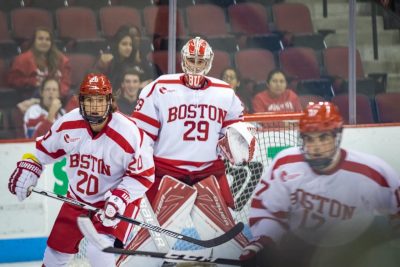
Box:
(1, 0, 400, 139)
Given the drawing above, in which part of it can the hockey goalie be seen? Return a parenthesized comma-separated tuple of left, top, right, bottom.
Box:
(119, 37, 258, 266)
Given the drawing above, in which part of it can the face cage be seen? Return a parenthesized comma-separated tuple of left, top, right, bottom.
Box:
(300, 129, 342, 171)
(79, 94, 112, 124)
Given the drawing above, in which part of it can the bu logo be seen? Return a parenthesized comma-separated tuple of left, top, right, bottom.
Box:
(280, 170, 301, 182)
(64, 134, 80, 143)
(89, 76, 99, 83)
(159, 87, 167, 94)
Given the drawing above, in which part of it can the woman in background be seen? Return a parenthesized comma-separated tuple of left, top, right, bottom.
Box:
(252, 69, 302, 113)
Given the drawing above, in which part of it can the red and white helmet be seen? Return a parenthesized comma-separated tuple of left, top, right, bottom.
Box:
(300, 101, 344, 171)
(79, 73, 113, 124)
(181, 36, 214, 88)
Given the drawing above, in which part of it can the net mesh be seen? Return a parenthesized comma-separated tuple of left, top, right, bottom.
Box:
(71, 113, 302, 264)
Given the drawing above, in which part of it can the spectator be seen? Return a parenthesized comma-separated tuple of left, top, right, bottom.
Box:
(7, 27, 71, 99)
(221, 67, 253, 113)
(24, 77, 65, 138)
(252, 69, 302, 113)
(115, 68, 142, 115)
(95, 25, 160, 89)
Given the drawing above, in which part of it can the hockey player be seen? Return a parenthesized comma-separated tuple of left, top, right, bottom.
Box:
(240, 102, 400, 267)
(8, 73, 155, 267)
(118, 37, 254, 266)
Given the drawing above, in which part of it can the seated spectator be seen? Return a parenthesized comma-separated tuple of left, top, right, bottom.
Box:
(221, 67, 253, 113)
(7, 27, 71, 100)
(252, 69, 302, 113)
(115, 68, 142, 115)
(24, 77, 65, 138)
(95, 25, 161, 89)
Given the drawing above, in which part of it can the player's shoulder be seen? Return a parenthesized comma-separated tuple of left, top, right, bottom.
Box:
(271, 147, 304, 169)
(206, 76, 233, 90)
(110, 112, 139, 132)
(140, 74, 183, 97)
(345, 149, 396, 175)
(61, 108, 82, 121)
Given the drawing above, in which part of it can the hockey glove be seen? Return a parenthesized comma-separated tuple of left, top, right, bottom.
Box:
(8, 153, 42, 201)
(240, 236, 274, 267)
(98, 189, 129, 227)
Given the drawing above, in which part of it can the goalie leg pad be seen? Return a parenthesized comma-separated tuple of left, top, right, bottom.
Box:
(87, 233, 116, 267)
(117, 176, 197, 266)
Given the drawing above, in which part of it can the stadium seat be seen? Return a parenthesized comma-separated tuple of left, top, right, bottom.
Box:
(323, 46, 386, 96)
(0, 11, 19, 58)
(207, 50, 231, 78)
(0, 58, 8, 87)
(234, 49, 276, 85)
(228, 2, 282, 51)
(67, 53, 96, 89)
(116, 0, 153, 9)
(279, 47, 333, 99)
(0, 88, 21, 139)
(143, 5, 186, 50)
(331, 93, 375, 124)
(147, 50, 182, 75)
(298, 94, 325, 109)
(56, 7, 106, 55)
(99, 6, 142, 39)
(375, 92, 400, 123)
(11, 7, 54, 43)
(272, 3, 327, 50)
(185, 4, 237, 52)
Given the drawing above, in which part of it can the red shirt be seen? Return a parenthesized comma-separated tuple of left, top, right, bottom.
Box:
(252, 89, 302, 113)
(7, 50, 71, 97)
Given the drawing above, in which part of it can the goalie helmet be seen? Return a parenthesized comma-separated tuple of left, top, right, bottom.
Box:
(181, 36, 214, 89)
(79, 73, 113, 124)
(218, 122, 257, 165)
(300, 102, 343, 171)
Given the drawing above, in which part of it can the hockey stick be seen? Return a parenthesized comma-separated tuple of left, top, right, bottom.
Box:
(30, 187, 244, 248)
(77, 216, 241, 265)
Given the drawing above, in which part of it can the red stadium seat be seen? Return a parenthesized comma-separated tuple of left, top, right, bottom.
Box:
(56, 7, 106, 55)
(323, 46, 385, 96)
(331, 93, 375, 124)
(11, 7, 54, 42)
(234, 49, 276, 84)
(185, 4, 237, 52)
(147, 51, 182, 75)
(99, 6, 142, 38)
(375, 92, 400, 123)
(67, 53, 96, 89)
(279, 47, 333, 99)
(272, 3, 326, 50)
(228, 2, 282, 51)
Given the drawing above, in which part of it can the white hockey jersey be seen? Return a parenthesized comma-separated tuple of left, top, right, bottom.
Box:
(132, 73, 244, 172)
(34, 109, 155, 205)
(250, 147, 400, 246)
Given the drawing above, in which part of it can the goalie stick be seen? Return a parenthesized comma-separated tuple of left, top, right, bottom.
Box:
(77, 216, 241, 266)
(30, 187, 244, 248)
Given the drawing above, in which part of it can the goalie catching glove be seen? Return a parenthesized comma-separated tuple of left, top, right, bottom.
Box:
(8, 153, 42, 201)
(97, 188, 129, 227)
(218, 122, 257, 165)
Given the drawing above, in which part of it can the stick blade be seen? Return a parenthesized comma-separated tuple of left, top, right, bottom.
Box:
(198, 221, 245, 247)
(77, 216, 112, 251)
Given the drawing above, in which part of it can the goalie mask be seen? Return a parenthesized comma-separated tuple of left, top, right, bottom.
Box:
(300, 102, 343, 171)
(181, 36, 214, 89)
(79, 73, 113, 124)
(218, 122, 257, 165)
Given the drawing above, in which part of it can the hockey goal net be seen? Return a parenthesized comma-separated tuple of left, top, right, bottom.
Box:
(70, 112, 302, 265)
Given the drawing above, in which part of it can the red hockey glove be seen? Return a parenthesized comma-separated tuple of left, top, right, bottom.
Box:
(9, 154, 42, 201)
(98, 189, 129, 227)
(240, 236, 274, 267)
